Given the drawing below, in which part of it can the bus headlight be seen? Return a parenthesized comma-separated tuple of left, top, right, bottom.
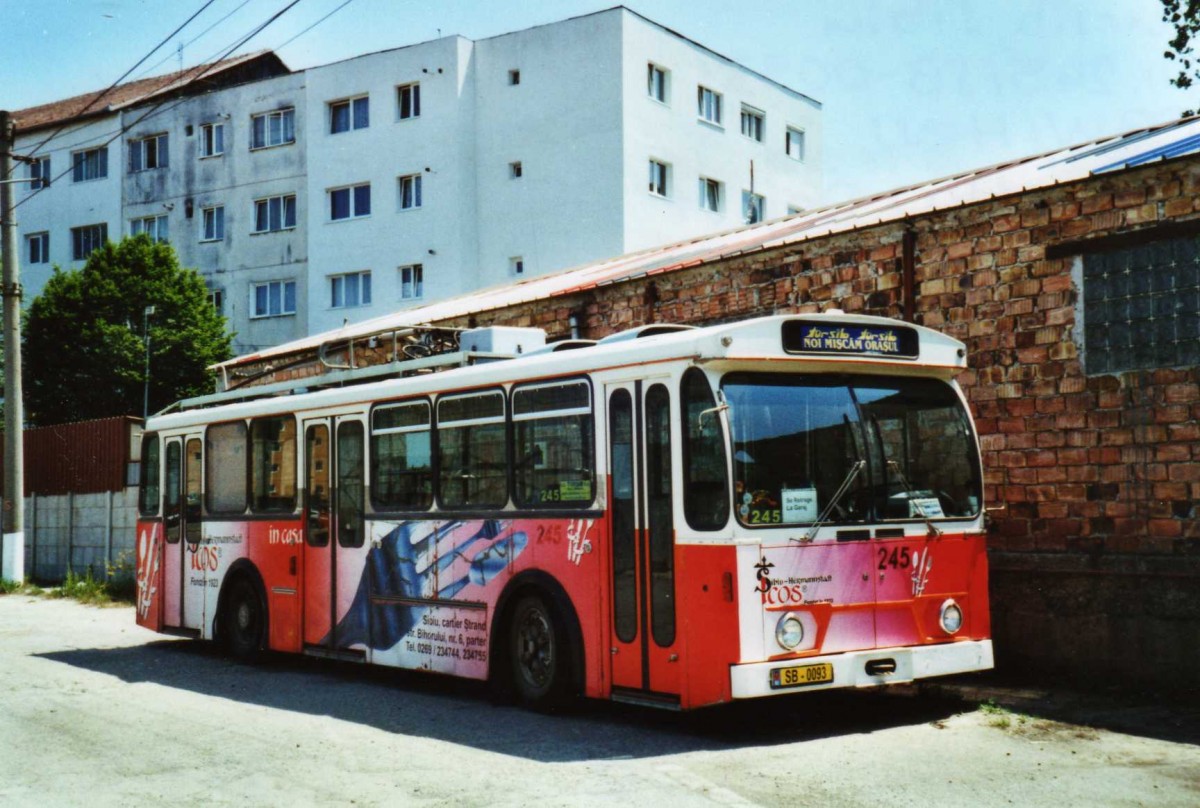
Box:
(775, 612, 805, 650)
(939, 599, 963, 635)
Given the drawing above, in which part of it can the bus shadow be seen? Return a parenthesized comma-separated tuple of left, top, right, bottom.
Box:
(38, 639, 965, 762)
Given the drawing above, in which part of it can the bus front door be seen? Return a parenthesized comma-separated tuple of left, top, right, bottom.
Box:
(161, 435, 203, 631)
(302, 417, 367, 656)
(607, 382, 682, 702)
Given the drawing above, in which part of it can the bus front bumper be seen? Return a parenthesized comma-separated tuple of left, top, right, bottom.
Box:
(730, 639, 994, 699)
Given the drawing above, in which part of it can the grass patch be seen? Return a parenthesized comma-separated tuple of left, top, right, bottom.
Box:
(0, 578, 44, 596)
(979, 699, 1030, 730)
(3, 562, 134, 606)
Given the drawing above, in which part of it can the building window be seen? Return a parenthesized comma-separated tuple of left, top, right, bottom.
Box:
(26, 232, 49, 264)
(740, 106, 765, 142)
(509, 161, 523, 179)
(29, 156, 50, 189)
(251, 108, 295, 149)
(510, 256, 524, 275)
(697, 86, 722, 125)
(399, 174, 422, 210)
(201, 206, 225, 241)
(647, 63, 668, 103)
(71, 147, 108, 182)
(252, 279, 296, 318)
(397, 83, 421, 120)
(648, 159, 669, 197)
(400, 263, 424, 299)
(71, 223, 108, 260)
(1081, 236, 1200, 373)
(699, 177, 722, 212)
(129, 133, 168, 172)
(254, 194, 297, 232)
(200, 122, 225, 157)
(742, 191, 765, 224)
(130, 215, 169, 243)
(786, 126, 805, 161)
(208, 288, 224, 314)
(330, 96, 369, 133)
(329, 183, 371, 220)
(508, 69, 521, 85)
(330, 271, 372, 308)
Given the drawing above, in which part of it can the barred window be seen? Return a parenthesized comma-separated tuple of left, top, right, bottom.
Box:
(1081, 236, 1200, 374)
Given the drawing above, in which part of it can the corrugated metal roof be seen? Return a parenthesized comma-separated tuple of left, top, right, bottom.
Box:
(217, 114, 1200, 370)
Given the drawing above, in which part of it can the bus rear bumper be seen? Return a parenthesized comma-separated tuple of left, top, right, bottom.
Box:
(730, 639, 994, 699)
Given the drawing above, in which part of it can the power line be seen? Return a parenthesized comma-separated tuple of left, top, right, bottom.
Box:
(131, 0, 256, 83)
(24, 0, 220, 159)
(13, 0, 306, 214)
(273, 0, 356, 52)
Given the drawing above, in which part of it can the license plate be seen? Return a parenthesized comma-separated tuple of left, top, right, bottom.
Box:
(770, 662, 834, 689)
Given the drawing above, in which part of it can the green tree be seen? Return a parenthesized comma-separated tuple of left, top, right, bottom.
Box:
(24, 235, 232, 425)
(1164, 0, 1200, 115)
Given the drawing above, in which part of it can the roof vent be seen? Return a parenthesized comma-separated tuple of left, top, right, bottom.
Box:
(525, 339, 597, 356)
(597, 324, 697, 345)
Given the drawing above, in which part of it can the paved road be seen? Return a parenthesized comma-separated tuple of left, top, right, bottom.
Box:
(0, 595, 1196, 807)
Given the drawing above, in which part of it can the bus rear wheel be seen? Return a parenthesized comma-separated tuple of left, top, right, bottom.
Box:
(509, 594, 568, 708)
(223, 576, 265, 660)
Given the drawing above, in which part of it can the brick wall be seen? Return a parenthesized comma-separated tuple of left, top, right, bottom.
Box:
(245, 156, 1200, 690)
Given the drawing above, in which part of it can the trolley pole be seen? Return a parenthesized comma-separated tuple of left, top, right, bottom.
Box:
(1, 110, 26, 583)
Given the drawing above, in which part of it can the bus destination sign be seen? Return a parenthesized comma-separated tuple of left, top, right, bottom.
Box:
(781, 320, 919, 359)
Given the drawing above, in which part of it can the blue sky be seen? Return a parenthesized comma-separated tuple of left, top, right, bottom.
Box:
(2, 0, 1189, 204)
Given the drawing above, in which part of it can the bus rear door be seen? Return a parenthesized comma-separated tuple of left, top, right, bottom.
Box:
(161, 435, 203, 631)
(302, 416, 367, 656)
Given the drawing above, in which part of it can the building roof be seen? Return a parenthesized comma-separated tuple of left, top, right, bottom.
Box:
(13, 50, 288, 133)
(217, 114, 1200, 372)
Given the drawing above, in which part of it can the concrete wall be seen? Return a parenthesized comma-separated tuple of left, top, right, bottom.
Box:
(4, 489, 140, 583)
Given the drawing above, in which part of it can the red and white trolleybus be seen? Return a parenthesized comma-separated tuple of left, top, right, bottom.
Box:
(135, 311, 992, 709)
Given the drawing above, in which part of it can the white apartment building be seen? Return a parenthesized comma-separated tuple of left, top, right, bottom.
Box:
(11, 7, 821, 353)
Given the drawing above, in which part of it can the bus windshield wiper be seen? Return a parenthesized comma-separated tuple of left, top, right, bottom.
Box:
(793, 459, 865, 543)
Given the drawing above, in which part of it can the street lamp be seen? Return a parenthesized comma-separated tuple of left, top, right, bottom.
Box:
(142, 305, 155, 420)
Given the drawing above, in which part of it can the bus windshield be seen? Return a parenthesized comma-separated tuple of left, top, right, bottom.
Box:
(723, 373, 981, 527)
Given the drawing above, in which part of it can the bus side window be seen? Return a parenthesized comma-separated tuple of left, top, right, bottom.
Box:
(138, 434, 161, 516)
(681, 368, 730, 530)
(371, 400, 433, 511)
(437, 390, 508, 509)
(250, 416, 298, 513)
(206, 422, 248, 515)
(512, 379, 594, 508)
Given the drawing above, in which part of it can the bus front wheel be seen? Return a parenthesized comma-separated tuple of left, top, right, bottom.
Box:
(509, 594, 568, 708)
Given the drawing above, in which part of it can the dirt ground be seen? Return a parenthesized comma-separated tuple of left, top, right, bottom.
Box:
(0, 595, 1196, 807)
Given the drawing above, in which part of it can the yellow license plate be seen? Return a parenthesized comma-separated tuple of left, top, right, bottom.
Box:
(770, 662, 834, 689)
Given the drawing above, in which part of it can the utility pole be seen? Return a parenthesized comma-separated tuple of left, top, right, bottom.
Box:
(1, 109, 26, 583)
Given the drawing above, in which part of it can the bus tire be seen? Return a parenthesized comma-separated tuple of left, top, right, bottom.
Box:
(223, 574, 266, 660)
(509, 593, 570, 709)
